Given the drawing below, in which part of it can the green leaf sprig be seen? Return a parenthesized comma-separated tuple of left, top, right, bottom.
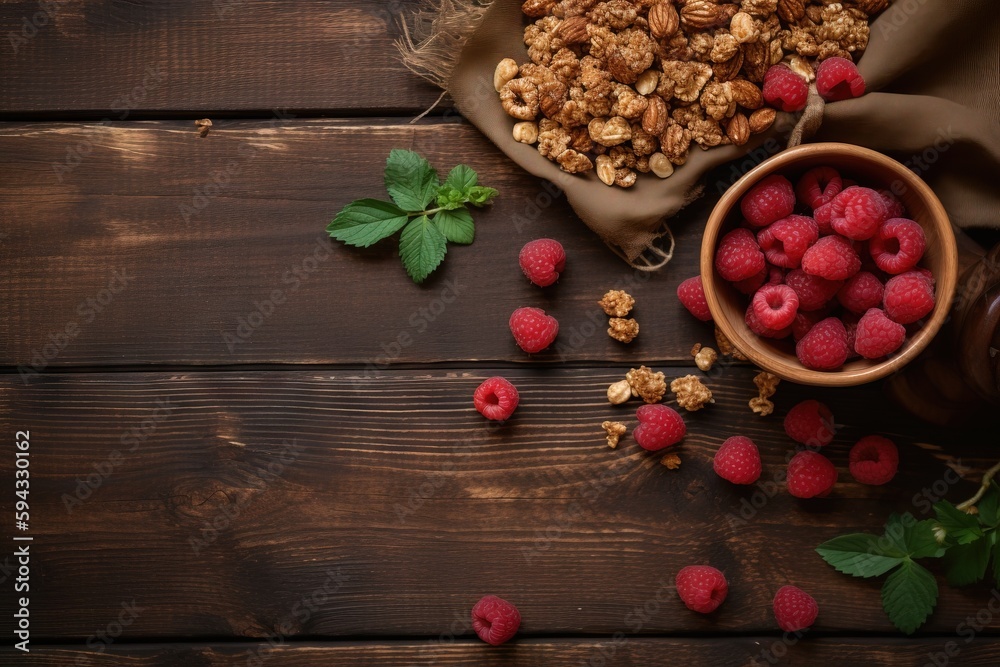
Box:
(326, 150, 497, 283)
(816, 465, 1000, 635)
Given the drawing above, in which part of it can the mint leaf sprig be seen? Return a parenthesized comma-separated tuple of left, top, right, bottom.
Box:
(326, 150, 497, 283)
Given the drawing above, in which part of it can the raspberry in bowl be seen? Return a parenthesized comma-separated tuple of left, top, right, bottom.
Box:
(700, 143, 957, 387)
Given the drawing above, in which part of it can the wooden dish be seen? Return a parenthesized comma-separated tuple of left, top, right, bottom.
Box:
(700, 143, 958, 387)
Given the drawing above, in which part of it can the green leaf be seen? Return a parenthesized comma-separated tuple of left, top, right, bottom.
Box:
(399, 215, 447, 283)
(465, 185, 498, 207)
(992, 532, 1000, 586)
(327, 199, 411, 248)
(943, 536, 990, 586)
(884, 515, 944, 559)
(432, 208, 475, 245)
(978, 483, 1000, 528)
(384, 149, 439, 211)
(435, 185, 467, 211)
(935, 501, 984, 545)
(882, 560, 938, 635)
(816, 533, 905, 578)
(444, 164, 478, 192)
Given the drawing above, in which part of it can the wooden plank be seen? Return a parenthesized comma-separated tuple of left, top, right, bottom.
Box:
(0, 119, 716, 369)
(0, 0, 446, 114)
(1, 368, 996, 639)
(9, 638, 1000, 666)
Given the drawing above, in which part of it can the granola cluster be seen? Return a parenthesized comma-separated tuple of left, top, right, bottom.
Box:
(497, 0, 887, 187)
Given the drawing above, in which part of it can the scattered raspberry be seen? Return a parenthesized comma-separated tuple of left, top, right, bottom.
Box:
(828, 187, 887, 241)
(796, 167, 843, 209)
(733, 267, 768, 295)
(869, 218, 926, 275)
(677, 276, 712, 321)
(796, 317, 849, 370)
(791, 307, 830, 341)
(773, 586, 819, 632)
(741, 174, 796, 227)
(785, 270, 842, 311)
(787, 450, 837, 498)
(633, 404, 686, 451)
(757, 215, 819, 269)
(675, 565, 728, 614)
(854, 307, 906, 359)
(837, 271, 884, 314)
(849, 435, 899, 485)
(519, 238, 566, 287)
(746, 302, 792, 339)
(752, 284, 800, 330)
(715, 228, 766, 282)
(473, 377, 520, 421)
(883, 271, 935, 324)
(763, 64, 809, 112)
(713, 436, 762, 485)
(471, 595, 521, 646)
(801, 235, 861, 281)
(816, 56, 866, 102)
(878, 191, 906, 219)
(509, 307, 559, 353)
(784, 399, 835, 447)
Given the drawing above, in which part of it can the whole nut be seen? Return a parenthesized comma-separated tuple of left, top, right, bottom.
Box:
(748, 107, 776, 133)
(595, 154, 616, 186)
(596, 116, 632, 146)
(712, 51, 744, 82)
(681, 1, 737, 29)
(642, 95, 669, 136)
(635, 69, 660, 96)
(776, 0, 806, 22)
(649, 152, 674, 178)
(729, 12, 759, 43)
(648, 2, 680, 39)
(730, 79, 764, 109)
(494, 58, 519, 93)
(558, 16, 590, 44)
(538, 79, 568, 118)
(725, 112, 750, 146)
(607, 379, 632, 405)
(854, 0, 890, 14)
(513, 121, 539, 144)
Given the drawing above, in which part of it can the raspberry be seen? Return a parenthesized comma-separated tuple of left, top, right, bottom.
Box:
(509, 307, 559, 353)
(746, 302, 792, 339)
(791, 307, 830, 341)
(883, 271, 935, 324)
(812, 201, 835, 235)
(815, 56, 866, 102)
(828, 187, 888, 240)
(785, 269, 842, 311)
(787, 450, 837, 498)
(733, 267, 767, 295)
(878, 191, 906, 219)
(741, 174, 796, 227)
(837, 271, 884, 314)
(752, 284, 800, 330)
(849, 435, 899, 485)
(715, 228, 766, 282)
(473, 377, 520, 421)
(633, 404, 686, 451)
(854, 307, 906, 359)
(801, 235, 861, 281)
(757, 215, 819, 268)
(675, 565, 728, 614)
(795, 317, 849, 370)
(773, 586, 819, 632)
(784, 399, 835, 447)
(767, 264, 786, 285)
(762, 65, 809, 112)
(713, 436, 762, 484)
(471, 595, 521, 646)
(796, 167, 843, 209)
(677, 276, 712, 322)
(869, 218, 926, 275)
(842, 311, 862, 360)
(518, 238, 566, 287)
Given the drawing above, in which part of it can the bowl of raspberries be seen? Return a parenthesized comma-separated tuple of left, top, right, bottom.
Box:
(699, 143, 958, 386)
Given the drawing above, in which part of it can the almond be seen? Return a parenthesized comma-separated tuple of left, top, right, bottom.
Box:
(748, 107, 776, 134)
(642, 95, 669, 136)
(648, 2, 680, 39)
(712, 52, 744, 82)
(680, 1, 731, 30)
(725, 113, 750, 146)
(558, 16, 590, 45)
(730, 79, 763, 109)
(776, 0, 806, 22)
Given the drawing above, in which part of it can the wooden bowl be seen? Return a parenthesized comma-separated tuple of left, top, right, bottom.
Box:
(700, 143, 958, 387)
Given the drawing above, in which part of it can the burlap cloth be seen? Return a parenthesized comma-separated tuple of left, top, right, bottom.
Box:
(409, 0, 1000, 265)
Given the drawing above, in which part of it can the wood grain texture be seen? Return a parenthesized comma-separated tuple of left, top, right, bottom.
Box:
(0, 119, 717, 369)
(0, 0, 446, 114)
(1, 368, 996, 639)
(9, 638, 1000, 666)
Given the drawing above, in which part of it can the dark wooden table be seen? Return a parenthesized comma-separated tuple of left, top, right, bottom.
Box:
(1, 2, 999, 665)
